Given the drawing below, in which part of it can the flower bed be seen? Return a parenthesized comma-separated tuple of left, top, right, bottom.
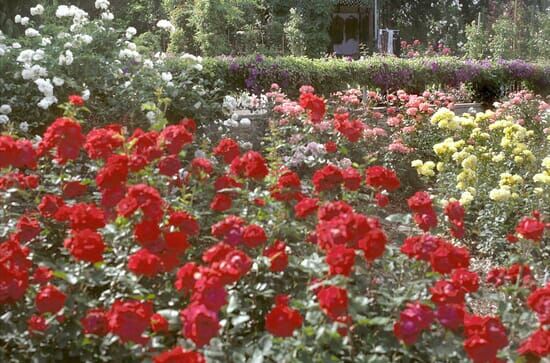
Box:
(0, 87, 548, 362)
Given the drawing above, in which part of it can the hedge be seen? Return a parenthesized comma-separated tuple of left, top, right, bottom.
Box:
(199, 55, 550, 103)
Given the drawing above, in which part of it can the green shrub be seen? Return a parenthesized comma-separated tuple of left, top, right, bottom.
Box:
(202, 56, 550, 101)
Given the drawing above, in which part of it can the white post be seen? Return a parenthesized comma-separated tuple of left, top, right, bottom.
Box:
(374, 0, 379, 51)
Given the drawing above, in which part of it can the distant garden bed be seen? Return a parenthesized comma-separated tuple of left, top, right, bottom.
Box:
(201, 56, 550, 104)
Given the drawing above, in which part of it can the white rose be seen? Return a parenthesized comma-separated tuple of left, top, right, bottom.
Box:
(125, 27, 137, 39)
(192, 63, 203, 71)
(82, 89, 90, 101)
(25, 28, 40, 37)
(0, 115, 9, 124)
(37, 96, 57, 109)
(80, 35, 93, 44)
(146, 111, 156, 123)
(19, 122, 29, 132)
(161, 72, 173, 82)
(56, 5, 70, 17)
(101, 12, 114, 21)
(32, 49, 45, 61)
(12, 42, 22, 49)
(30, 5, 45, 16)
(16, 49, 34, 63)
(14, 15, 22, 23)
(20, 17, 30, 26)
(53, 77, 64, 86)
(0, 104, 12, 114)
(240, 118, 251, 127)
(156, 20, 175, 32)
(95, 0, 110, 10)
(41, 37, 51, 46)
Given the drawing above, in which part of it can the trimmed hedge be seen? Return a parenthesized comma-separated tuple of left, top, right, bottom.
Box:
(200, 55, 550, 103)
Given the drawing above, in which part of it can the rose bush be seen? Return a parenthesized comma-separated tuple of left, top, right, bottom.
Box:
(0, 87, 548, 363)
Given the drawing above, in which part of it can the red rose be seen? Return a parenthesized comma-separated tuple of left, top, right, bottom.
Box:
(213, 250, 252, 285)
(516, 216, 545, 242)
(365, 166, 400, 191)
(375, 192, 389, 207)
(67, 203, 106, 230)
(358, 228, 388, 262)
(299, 92, 326, 123)
(294, 197, 319, 219)
(190, 274, 227, 312)
(134, 220, 161, 245)
(435, 303, 464, 330)
(444, 201, 465, 221)
(0, 135, 17, 169)
(213, 138, 240, 164)
(270, 170, 302, 202)
(154, 347, 206, 363)
(169, 211, 199, 236)
(326, 245, 355, 276)
(159, 124, 193, 155)
(128, 129, 162, 162)
(158, 155, 182, 177)
(164, 230, 190, 254)
(242, 224, 267, 248)
(263, 240, 289, 272)
(518, 328, 550, 358)
(463, 314, 508, 363)
(38, 194, 65, 219)
(32, 266, 53, 285)
(39, 117, 85, 163)
(325, 141, 337, 153)
(16, 215, 41, 242)
(180, 303, 220, 347)
(393, 301, 434, 345)
(451, 268, 479, 293)
(430, 280, 465, 305)
(210, 193, 233, 212)
(128, 248, 164, 277)
(527, 284, 550, 324)
(13, 139, 37, 169)
(335, 116, 365, 142)
(62, 181, 88, 198)
(312, 164, 343, 192)
(265, 295, 303, 337)
(407, 191, 434, 214)
(174, 262, 199, 294)
(64, 229, 106, 263)
(317, 285, 348, 321)
(342, 167, 362, 191)
(191, 157, 213, 177)
(0, 238, 31, 304)
(28, 314, 48, 333)
(96, 154, 129, 190)
(84, 127, 123, 160)
(36, 285, 66, 314)
(81, 308, 108, 336)
(107, 300, 153, 345)
(68, 94, 84, 106)
(230, 151, 269, 180)
(151, 313, 169, 333)
(429, 243, 470, 274)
